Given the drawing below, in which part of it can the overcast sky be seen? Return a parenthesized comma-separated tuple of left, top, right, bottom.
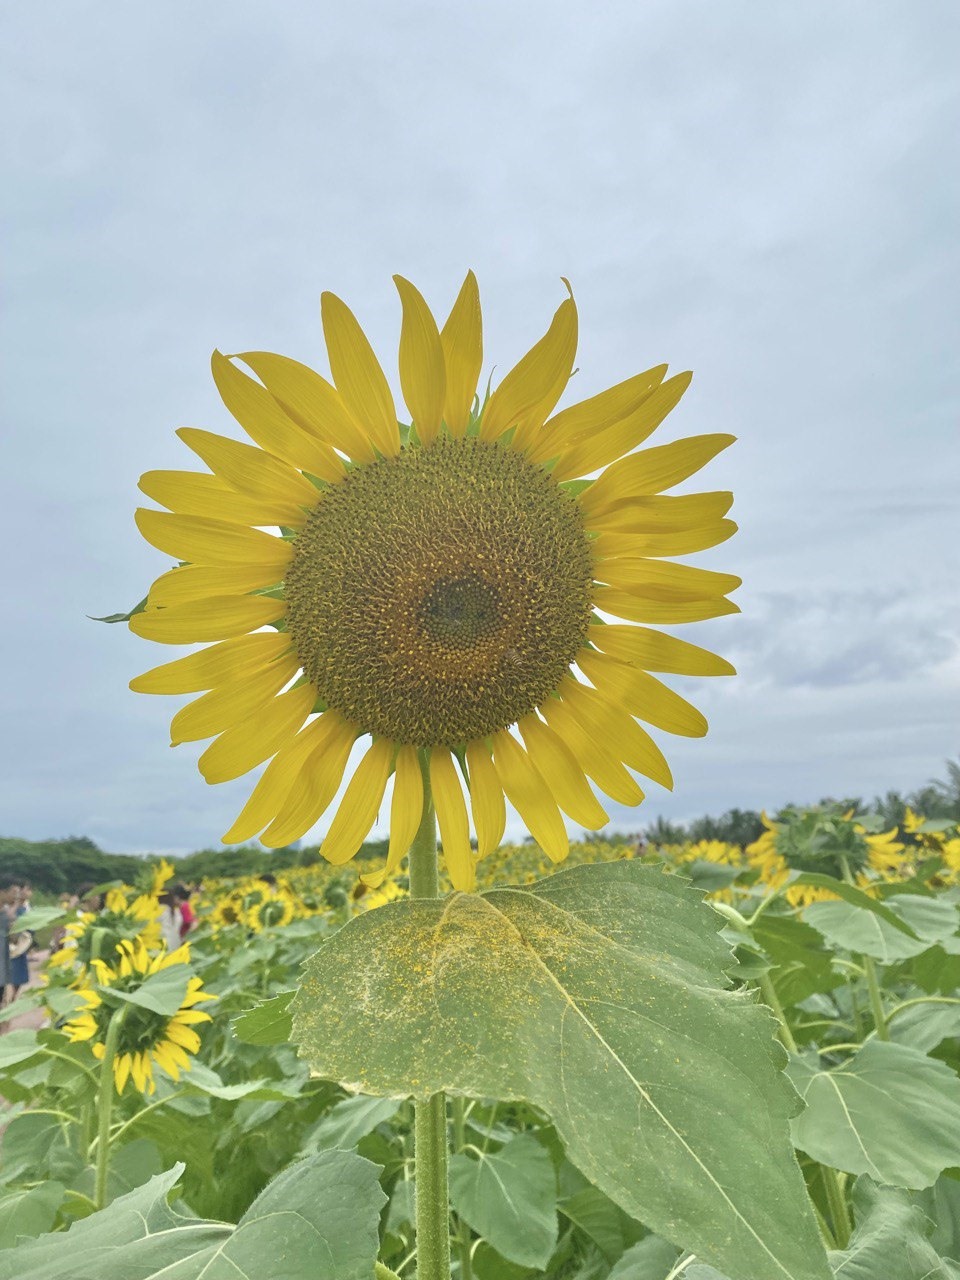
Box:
(2, 2, 958, 856)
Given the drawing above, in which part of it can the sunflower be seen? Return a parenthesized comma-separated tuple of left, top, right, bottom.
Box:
(48, 887, 163, 972)
(247, 889, 295, 931)
(130, 275, 738, 891)
(63, 939, 214, 1094)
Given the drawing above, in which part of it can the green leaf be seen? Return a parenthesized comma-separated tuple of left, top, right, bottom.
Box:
(90, 595, 148, 624)
(607, 1236, 682, 1279)
(102, 965, 191, 1017)
(888, 1001, 960, 1053)
(183, 1060, 302, 1101)
(472, 1242, 537, 1280)
(304, 1093, 401, 1152)
(10, 905, 67, 933)
(685, 860, 742, 892)
(0, 990, 45, 1024)
(790, 875, 922, 939)
(828, 1177, 958, 1279)
(232, 990, 295, 1044)
(805, 894, 959, 962)
(0, 1150, 387, 1280)
(559, 1185, 644, 1263)
(292, 861, 832, 1280)
(0, 1182, 64, 1249)
(916, 1174, 960, 1264)
(751, 915, 843, 1007)
(449, 1133, 558, 1269)
(788, 1041, 960, 1189)
(0, 1029, 39, 1068)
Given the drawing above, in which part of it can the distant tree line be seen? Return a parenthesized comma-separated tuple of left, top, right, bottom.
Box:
(2, 759, 956, 895)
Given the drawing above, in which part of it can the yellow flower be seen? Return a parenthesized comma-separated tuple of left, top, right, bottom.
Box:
(63, 938, 214, 1095)
(247, 890, 295, 931)
(130, 276, 738, 891)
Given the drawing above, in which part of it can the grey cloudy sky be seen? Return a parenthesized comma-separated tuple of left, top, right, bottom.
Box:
(2, 2, 958, 855)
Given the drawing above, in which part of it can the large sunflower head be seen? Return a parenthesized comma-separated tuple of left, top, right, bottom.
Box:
(63, 938, 215, 1095)
(130, 275, 739, 891)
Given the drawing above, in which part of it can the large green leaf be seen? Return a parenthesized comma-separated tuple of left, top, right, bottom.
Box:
(805, 895, 958, 962)
(303, 1094, 402, 1152)
(558, 1185, 645, 1263)
(917, 1175, 960, 1265)
(0, 1150, 386, 1280)
(788, 1041, 960, 1189)
(449, 1133, 558, 1269)
(789, 875, 921, 938)
(827, 1178, 960, 1279)
(292, 862, 832, 1280)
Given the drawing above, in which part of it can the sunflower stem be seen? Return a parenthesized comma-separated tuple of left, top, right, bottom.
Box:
(409, 751, 451, 1280)
(93, 1005, 126, 1209)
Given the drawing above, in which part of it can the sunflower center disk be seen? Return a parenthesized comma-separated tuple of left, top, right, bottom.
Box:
(285, 436, 594, 747)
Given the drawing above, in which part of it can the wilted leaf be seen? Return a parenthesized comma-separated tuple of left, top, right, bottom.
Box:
(292, 862, 832, 1280)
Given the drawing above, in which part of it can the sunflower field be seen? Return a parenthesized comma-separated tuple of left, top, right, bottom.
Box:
(3, 807, 960, 1280)
(4, 276, 959, 1280)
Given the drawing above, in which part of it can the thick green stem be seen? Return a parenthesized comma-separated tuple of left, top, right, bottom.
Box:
(409, 752, 450, 1280)
(94, 1006, 125, 1209)
(758, 971, 798, 1054)
(821, 1165, 851, 1249)
(862, 955, 889, 1040)
(451, 1098, 474, 1280)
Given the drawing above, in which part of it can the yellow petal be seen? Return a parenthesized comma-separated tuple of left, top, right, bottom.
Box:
(320, 292, 399, 457)
(592, 520, 737, 559)
(526, 365, 668, 463)
(394, 276, 446, 446)
(552, 372, 693, 481)
(465, 741, 506, 859)
(429, 749, 475, 891)
(169, 656, 298, 744)
(362, 744, 424, 888)
(129, 595, 286, 644)
(439, 271, 483, 436)
(541, 694, 646, 807)
(587, 623, 735, 677)
(258, 712, 358, 847)
(490, 731, 568, 863)
(558, 678, 673, 789)
(114, 1053, 132, 1094)
(130, 1051, 148, 1093)
(518, 714, 608, 829)
(580, 435, 736, 517)
(152, 1041, 181, 1081)
(593, 587, 740, 625)
(211, 351, 345, 482)
(319, 738, 393, 866)
(223, 714, 340, 843)
(135, 509, 293, 571)
(236, 352, 375, 462)
(480, 291, 577, 444)
(130, 632, 292, 694)
(594, 559, 742, 601)
(586, 491, 734, 534)
(176, 427, 320, 510)
(164, 1023, 200, 1053)
(578, 649, 708, 738)
(139, 470, 305, 527)
(198, 683, 315, 783)
(148, 564, 282, 608)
